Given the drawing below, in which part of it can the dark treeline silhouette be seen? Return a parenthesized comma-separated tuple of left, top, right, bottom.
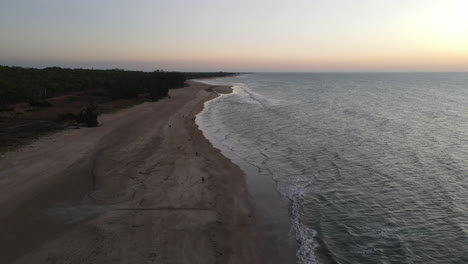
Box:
(183, 72, 238, 80)
(0, 66, 236, 151)
(0, 66, 236, 106)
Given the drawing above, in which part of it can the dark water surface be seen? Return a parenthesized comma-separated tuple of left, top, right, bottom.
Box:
(197, 73, 468, 264)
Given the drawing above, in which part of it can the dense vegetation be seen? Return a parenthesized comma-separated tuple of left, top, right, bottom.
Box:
(0, 66, 237, 152)
(0, 66, 236, 106)
(183, 72, 238, 80)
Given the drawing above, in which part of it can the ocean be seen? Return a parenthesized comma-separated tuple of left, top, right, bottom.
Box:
(196, 73, 468, 264)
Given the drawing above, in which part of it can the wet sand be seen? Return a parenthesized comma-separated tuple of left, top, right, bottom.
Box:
(0, 81, 296, 264)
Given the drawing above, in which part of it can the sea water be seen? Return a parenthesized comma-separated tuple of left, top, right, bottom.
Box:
(197, 73, 468, 264)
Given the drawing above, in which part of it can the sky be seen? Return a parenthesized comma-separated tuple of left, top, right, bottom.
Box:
(1, 0, 468, 72)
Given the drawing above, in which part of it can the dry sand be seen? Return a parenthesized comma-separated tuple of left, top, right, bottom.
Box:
(0, 81, 297, 264)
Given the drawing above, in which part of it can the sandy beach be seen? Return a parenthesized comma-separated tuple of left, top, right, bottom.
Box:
(0, 81, 273, 264)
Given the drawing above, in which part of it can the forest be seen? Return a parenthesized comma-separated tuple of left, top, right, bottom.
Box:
(0, 66, 236, 106)
(0, 65, 236, 152)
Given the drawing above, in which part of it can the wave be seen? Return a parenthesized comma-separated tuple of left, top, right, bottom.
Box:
(196, 78, 322, 264)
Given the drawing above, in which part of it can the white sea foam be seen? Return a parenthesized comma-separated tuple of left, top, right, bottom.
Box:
(197, 76, 322, 264)
(196, 73, 468, 263)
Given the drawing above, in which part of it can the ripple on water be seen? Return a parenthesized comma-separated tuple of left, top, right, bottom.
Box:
(198, 73, 468, 264)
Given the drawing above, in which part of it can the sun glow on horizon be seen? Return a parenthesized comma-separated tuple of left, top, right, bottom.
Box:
(1, 0, 467, 71)
(404, 1, 468, 54)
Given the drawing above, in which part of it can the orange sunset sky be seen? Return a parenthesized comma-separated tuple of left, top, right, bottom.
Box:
(1, 0, 467, 72)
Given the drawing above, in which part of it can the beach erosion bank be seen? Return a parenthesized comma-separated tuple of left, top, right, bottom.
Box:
(0, 81, 296, 263)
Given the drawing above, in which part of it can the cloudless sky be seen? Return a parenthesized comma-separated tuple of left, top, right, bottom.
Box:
(1, 0, 467, 71)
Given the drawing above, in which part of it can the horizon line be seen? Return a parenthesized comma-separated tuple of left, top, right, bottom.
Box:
(1, 64, 467, 74)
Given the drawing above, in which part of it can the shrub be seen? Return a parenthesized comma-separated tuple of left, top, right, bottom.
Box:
(56, 112, 77, 122)
(57, 103, 99, 127)
(0, 105, 14, 112)
(76, 103, 99, 127)
(29, 100, 52, 107)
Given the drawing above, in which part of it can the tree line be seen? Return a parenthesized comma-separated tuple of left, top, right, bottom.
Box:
(0, 66, 236, 106)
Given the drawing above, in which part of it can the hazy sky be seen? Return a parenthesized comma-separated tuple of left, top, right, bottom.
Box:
(1, 0, 467, 71)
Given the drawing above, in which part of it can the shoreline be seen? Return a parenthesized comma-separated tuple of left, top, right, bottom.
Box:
(0, 81, 271, 263)
(196, 81, 299, 263)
